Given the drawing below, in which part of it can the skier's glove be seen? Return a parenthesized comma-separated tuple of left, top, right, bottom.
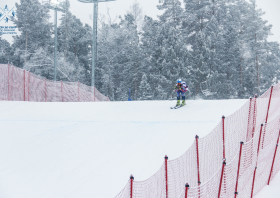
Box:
(175, 86, 181, 91)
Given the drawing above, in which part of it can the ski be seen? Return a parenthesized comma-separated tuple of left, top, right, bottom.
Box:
(170, 105, 185, 109)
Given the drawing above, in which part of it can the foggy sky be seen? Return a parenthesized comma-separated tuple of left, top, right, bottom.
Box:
(1, 0, 279, 44)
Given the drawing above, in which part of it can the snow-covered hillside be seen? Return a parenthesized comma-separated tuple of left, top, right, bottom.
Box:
(0, 100, 278, 198)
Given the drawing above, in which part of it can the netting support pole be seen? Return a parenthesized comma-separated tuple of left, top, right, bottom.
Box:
(268, 129, 280, 185)
(234, 141, 244, 198)
(222, 116, 225, 159)
(252, 95, 257, 137)
(218, 159, 226, 198)
(165, 155, 168, 198)
(265, 86, 273, 123)
(28, 71, 30, 101)
(10, 66, 13, 100)
(45, 78, 47, 102)
(7, 63, 10, 101)
(262, 122, 267, 149)
(247, 98, 252, 140)
(61, 81, 63, 102)
(185, 183, 189, 198)
(130, 175, 134, 198)
(195, 135, 201, 197)
(23, 70, 25, 101)
(251, 124, 263, 198)
(78, 81, 80, 102)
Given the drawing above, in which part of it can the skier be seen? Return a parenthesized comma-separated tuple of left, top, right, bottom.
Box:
(175, 79, 188, 107)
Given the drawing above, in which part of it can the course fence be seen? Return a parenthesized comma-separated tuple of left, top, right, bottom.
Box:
(0, 64, 109, 102)
(115, 84, 280, 198)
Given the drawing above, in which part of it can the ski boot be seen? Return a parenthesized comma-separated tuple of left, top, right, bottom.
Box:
(176, 96, 181, 106)
(181, 96, 186, 106)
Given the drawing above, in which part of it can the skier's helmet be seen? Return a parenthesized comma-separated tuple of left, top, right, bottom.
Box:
(177, 79, 182, 84)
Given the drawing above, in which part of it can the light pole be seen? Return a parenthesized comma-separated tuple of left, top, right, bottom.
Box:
(77, 0, 116, 91)
(43, 0, 65, 81)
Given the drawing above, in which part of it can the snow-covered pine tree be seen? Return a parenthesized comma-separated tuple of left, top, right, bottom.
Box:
(141, 0, 188, 99)
(57, 4, 91, 84)
(96, 14, 140, 101)
(139, 73, 152, 100)
(0, 37, 11, 64)
(12, 0, 52, 69)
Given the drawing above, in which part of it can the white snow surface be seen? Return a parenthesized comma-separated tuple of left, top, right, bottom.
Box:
(0, 99, 279, 198)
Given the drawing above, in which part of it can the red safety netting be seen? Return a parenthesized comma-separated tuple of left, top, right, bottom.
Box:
(0, 64, 109, 102)
(115, 84, 280, 198)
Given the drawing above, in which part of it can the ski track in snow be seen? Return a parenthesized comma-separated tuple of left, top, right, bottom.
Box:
(0, 100, 279, 198)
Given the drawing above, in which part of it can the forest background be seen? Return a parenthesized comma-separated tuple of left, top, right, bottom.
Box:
(0, 0, 280, 101)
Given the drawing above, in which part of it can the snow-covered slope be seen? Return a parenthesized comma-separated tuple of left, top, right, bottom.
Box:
(0, 99, 277, 198)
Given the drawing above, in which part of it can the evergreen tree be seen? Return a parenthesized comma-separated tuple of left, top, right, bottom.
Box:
(139, 74, 152, 100)
(12, 0, 52, 68)
(0, 37, 11, 64)
(57, 4, 91, 84)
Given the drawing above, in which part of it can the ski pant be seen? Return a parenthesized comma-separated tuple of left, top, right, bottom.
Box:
(176, 91, 185, 100)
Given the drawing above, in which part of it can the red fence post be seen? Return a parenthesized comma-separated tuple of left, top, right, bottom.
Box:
(235, 141, 244, 198)
(262, 122, 267, 149)
(28, 71, 30, 101)
(195, 135, 201, 197)
(10, 65, 13, 100)
(7, 64, 10, 101)
(222, 116, 225, 159)
(252, 95, 257, 138)
(78, 81, 80, 102)
(251, 124, 264, 198)
(165, 155, 168, 198)
(247, 98, 253, 140)
(61, 81, 63, 102)
(45, 78, 47, 102)
(268, 129, 280, 185)
(23, 70, 25, 101)
(130, 175, 134, 198)
(265, 86, 273, 123)
(218, 159, 226, 198)
(185, 183, 189, 198)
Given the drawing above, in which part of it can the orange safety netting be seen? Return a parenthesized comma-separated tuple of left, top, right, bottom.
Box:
(115, 84, 280, 198)
(0, 64, 109, 102)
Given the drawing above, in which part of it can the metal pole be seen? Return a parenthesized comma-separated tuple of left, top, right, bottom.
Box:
(268, 129, 280, 185)
(185, 183, 189, 198)
(61, 80, 63, 102)
(222, 116, 225, 159)
(195, 135, 201, 198)
(130, 175, 134, 198)
(218, 159, 226, 198)
(23, 70, 25, 101)
(54, 8, 58, 82)
(251, 124, 264, 198)
(235, 142, 244, 198)
(165, 155, 168, 198)
(45, 78, 47, 102)
(247, 98, 253, 141)
(7, 64, 9, 101)
(78, 81, 80, 102)
(92, 1, 98, 90)
(252, 95, 257, 138)
(265, 86, 273, 123)
(28, 71, 30, 101)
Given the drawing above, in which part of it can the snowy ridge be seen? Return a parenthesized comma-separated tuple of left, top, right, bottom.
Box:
(0, 99, 249, 198)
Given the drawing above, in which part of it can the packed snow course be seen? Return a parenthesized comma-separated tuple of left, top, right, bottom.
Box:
(0, 100, 279, 198)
